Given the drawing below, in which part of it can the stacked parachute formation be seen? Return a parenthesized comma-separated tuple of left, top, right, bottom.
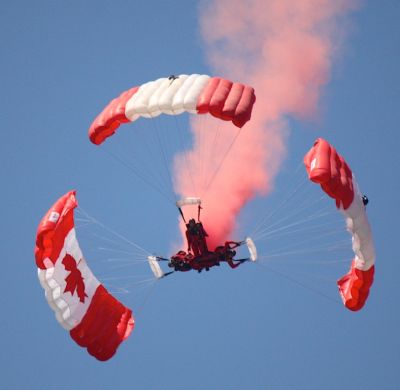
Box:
(34, 72, 375, 365)
(35, 191, 134, 360)
(35, 74, 375, 363)
(88, 73, 256, 145)
(304, 138, 375, 311)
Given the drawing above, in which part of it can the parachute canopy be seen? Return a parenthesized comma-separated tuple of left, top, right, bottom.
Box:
(304, 138, 375, 311)
(89, 74, 256, 145)
(35, 191, 134, 360)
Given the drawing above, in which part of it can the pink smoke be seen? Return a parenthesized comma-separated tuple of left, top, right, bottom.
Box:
(174, 0, 358, 248)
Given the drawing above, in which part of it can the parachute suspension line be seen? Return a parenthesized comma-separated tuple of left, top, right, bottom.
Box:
(87, 235, 149, 261)
(85, 232, 140, 254)
(201, 127, 243, 199)
(194, 117, 204, 197)
(250, 162, 334, 241)
(256, 221, 348, 246)
(132, 278, 161, 317)
(256, 238, 350, 261)
(76, 206, 152, 257)
(249, 161, 352, 272)
(258, 256, 349, 266)
(95, 249, 147, 265)
(255, 229, 350, 267)
(75, 213, 149, 262)
(173, 114, 198, 196)
(260, 263, 339, 284)
(101, 260, 150, 275)
(98, 269, 155, 284)
(196, 115, 207, 193)
(76, 214, 151, 262)
(139, 122, 177, 195)
(253, 203, 336, 242)
(100, 274, 157, 285)
(111, 133, 172, 201)
(201, 120, 222, 192)
(75, 215, 146, 262)
(150, 116, 179, 203)
(148, 121, 180, 202)
(251, 163, 309, 238)
(113, 271, 170, 318)
(257, 262, 342, 306)
(102, 276, 158, 298)
(75, 208, 163, 291)
(101, 147, 176, 205)
(251, 164, 307, 237)
(74, 218, 95, 230)
(252, 204, 348, 261)
(250, 167, 309, 239)
(252, 171, 343, 242)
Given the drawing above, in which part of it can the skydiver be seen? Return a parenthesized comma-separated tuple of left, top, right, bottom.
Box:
(169, 251, 192, 272)
(216, 241, 248, 269)
(185, 218, 209, 257)
(169, 239, 248, 273)
(166, 203, 251, 273)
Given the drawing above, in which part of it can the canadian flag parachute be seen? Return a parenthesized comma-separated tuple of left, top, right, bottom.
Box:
(304, 138, 375, 311)
(35, 191, 134, 360)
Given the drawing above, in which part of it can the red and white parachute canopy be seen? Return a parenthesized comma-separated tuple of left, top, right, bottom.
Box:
(35, 191, 134, 360)
(88, 74, 256, 145)
(304, 138, 375, 311)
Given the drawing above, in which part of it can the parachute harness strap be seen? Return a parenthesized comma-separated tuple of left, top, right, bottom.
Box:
(178, 207, 186, 223)
(161, 271, 175, 278)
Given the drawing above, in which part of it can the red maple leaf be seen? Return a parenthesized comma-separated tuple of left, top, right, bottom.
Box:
(62, 254, 88, 303)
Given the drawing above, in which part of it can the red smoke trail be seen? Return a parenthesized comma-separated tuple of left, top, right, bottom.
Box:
(174, 0, 358, 248)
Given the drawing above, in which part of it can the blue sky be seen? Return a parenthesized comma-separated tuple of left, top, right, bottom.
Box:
(1, 1, 399, 389)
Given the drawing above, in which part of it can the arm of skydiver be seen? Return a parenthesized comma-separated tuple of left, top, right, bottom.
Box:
(226, 257, 249, 269)
(226, 258, 242, 269)
(224, 241, 241, 250)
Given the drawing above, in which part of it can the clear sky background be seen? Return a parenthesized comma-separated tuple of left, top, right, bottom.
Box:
(1, 1, 399, 389)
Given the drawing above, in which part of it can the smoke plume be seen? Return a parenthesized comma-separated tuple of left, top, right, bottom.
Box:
(174, 0, 357, 248)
